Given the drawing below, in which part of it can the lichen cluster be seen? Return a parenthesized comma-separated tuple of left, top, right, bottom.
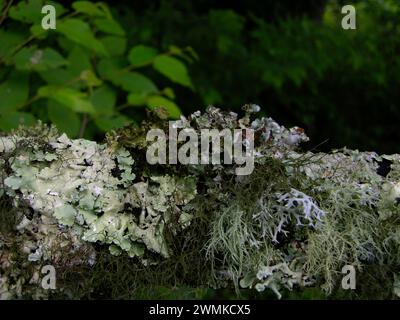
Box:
(1, 106, 399, 299)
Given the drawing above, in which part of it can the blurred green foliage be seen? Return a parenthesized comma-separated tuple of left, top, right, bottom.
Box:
(1, 0, 400, 152)
(118, 0, 400, 153)
(0, 0, 196, 139)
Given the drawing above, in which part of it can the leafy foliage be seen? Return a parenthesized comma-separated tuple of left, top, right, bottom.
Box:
(121, 0, 400, 153)
(0, 0, 196, 138)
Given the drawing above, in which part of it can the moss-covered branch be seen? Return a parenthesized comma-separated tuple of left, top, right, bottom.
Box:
(1, 106, 399, 299)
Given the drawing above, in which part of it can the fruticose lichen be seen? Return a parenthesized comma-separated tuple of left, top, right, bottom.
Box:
(1, 106, 400, 299)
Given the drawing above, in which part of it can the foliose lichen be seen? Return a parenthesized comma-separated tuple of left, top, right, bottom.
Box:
(1, 105, 399, 299)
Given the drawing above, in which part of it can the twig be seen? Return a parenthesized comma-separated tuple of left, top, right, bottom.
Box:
(79, 114, 89, 138)
(0, 0, 14, 26)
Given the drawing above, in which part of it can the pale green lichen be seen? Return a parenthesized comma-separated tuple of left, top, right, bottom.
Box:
(240, 260, 313, 299)
(1, 132, 197, 260)
(1, 106, 400, 299)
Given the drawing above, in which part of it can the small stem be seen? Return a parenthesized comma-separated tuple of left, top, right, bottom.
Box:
(15, 95, 40, 111)
(79, 85, 93, 138)
(116, 102, 130, 111)
(0, 0, 14, 26)
(0, 34, 36, 66)
(10, 35, 36, 54)
(79, 114, 89, 138)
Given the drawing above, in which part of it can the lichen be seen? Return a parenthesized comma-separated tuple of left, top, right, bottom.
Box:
(1, 106, 400, 299)
(1, 132, 196, 260)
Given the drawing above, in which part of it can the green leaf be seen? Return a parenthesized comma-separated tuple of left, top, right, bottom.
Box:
(9, 0, 43, 24)
(0, 112, 35, 131)
(67, 46, 91, 77)
(9, 0, 65, 24)
(13, 47, 68, 71)
(38, 68, 75, 86)
(97, 57, 125, 79)
(146, 96, 181, 119)
(128, 45, 158, 66)
(96, 3, 113, 19)
(168, 45, 183, 56)
(47, 100, 80, 137)
(94, 114, 131, 132)
(80, 69, 103, 87)
(72, 1, 105, 17)
(91, 85, 116, 116)
(127, 93, 147, 106)
(162, 87, 175, 99)
(153, 55, 192, 88)
(57, 19, 108, 56)
(0, 72, 29, 113)
(38, 85, 96, 114)
(100, 36, 127, 56)
(185, 46, 199, 60)
(110, 71, 158, 94)
(30, 24, 48, 39)
(0, 29, 26, 62)
(167, 46, 197, 63)
(94, 18, 125, 36)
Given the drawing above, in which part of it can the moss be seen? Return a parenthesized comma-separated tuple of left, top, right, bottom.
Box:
(1, 106, 400, 299)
